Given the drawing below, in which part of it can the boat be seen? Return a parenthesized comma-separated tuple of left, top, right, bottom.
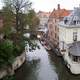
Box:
(43, 44, 51, 51)
(41, 40, 51, 50)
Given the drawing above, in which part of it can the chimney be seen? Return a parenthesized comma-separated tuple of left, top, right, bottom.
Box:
(58, 4, 60, 10)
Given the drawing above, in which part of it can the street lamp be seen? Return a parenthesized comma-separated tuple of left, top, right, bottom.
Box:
(37, 34, 41, 42)
(37, 34, 41, 39)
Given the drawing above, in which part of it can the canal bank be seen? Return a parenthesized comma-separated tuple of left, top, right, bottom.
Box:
(15, 41, 58, 80)
(15, 42, 80, 80)
(48, 51, 80, 80)
(0, 52, 26, 79)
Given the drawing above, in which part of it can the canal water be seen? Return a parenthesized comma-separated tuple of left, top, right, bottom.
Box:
(15, 41, 80, 80)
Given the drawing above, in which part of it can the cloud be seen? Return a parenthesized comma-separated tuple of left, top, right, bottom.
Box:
(31, 0, 80, 12)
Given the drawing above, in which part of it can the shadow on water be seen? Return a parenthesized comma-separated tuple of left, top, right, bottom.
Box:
(48, 51, 80, 80)
(15, 59, 40, 80)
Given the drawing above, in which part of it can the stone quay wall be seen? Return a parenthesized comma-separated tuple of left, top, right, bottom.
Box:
(0, 52, 26, 79)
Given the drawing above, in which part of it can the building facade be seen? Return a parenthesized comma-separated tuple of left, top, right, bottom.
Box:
(37, 11, 51, 39)
(59, 7, 80, 48)
(58, 6, 80, 74)
(48, 4, 70, 48)
(37, 11, 50, 33)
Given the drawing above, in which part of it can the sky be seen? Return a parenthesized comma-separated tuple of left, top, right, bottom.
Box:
(0, 0, 80, 12)
(31, 0, 80, 12)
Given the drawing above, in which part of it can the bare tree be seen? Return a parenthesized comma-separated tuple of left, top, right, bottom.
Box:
(3, 0, 32, 32)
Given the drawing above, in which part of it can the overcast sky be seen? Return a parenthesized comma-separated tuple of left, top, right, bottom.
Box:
(0, 0, 80, 12)
(31, 0, 80, 12)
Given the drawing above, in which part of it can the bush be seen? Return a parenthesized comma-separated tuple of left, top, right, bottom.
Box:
(0, 38, 25, 68)
(1, 75, 16, 80)
(13, 42, 25, 57)
(0, 39, 14, 68)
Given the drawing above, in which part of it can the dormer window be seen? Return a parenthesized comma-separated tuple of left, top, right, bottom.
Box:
(77, 20, 80, 24)
(64, 19, 68, 24)
(64, 17, 68, 24)
(73, 20, 76, 25)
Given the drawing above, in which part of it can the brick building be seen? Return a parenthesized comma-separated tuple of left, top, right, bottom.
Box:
(37, 11, 51, 39)
(47, 4, 70, 49)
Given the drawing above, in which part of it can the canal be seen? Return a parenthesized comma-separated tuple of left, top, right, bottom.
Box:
(15, 42, 80, 80)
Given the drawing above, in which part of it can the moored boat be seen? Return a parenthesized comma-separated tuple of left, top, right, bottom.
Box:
(43, 44, 52, 51)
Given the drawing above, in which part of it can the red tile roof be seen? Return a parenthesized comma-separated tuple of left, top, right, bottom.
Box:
(49, 4, 70, 20)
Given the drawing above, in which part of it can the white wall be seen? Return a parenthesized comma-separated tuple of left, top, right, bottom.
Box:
(77, 29, 80, 41)
(59, 26, 80, 44)
(65, 28, 73, 44)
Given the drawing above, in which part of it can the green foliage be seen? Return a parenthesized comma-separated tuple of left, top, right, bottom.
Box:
(2, 6, 15, 28)
(0, 38, 25, 68)
(13, 39, 25, 56)
(25, 10, 40, 31)
(0, 39, 14, 67)
(1, 75, 16, 80)
(1, 6, 15, 37)
(3, 26, 13, 37)
(0, 0, 39, 71)
(0, 6, 15, 34)
(2, 0, 39, 33)
(3, 0, 32, 32)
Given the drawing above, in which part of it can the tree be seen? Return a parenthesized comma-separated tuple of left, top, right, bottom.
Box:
(3, 0, 32, 32)
(26, 10, 40, 31)
(2, 6, 15, 37)
(1, 0, 39, 54)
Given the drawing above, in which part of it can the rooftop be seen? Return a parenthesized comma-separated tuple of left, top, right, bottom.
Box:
(37, 11, 51, 17)
(48, 4, 70, 21)
(62, 6, 80, 27)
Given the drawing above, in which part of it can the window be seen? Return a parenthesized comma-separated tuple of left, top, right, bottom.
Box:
(73, 32, 77, 41)
(55, 19, 56, 22)
(64, 17, 68, 24)
(73, 56, 78, 62)
(64, 19, 68, 24)
(69, 53, 80, 62)
(50, 24, 52, 28)
(51, 32, 53, 36)
(55, 25, 57, 31)
(43, 15, 47, 18)
(73, 20, 76, 25)
(78, 57, 80, 63)
(55, 34, 56, 39)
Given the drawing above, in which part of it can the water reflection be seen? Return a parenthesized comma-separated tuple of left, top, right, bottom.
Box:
(15, 58, 40, 80)
(15, 41, 80, 80)
(15, 42, 58, 80)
